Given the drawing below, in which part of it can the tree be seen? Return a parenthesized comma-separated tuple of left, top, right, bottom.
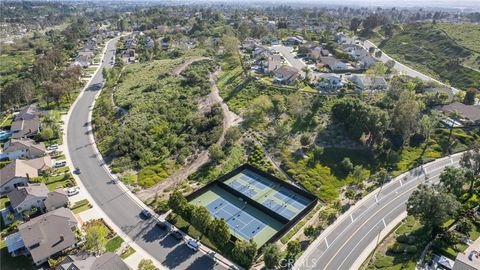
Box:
(168, 190, 187, 214)
(231, 239, 257, 269)
(209, 144, 225, 164)
(138, 259, 158, 270)
(439, 166, 466, 198)
(312, 146, 324, 162)
(40, 127, 55, 141)
(300, 134, 311, 147)
(374, 50, 383, 58)
(225, 127, 241, 147)
(391, 91, 421, 140)
(349, 18, 362, 33)
(460, 145, 480, 196)
(263, 243, 282, 269)
(208, 218, 231, 249)
(419, 114, 435, 145)
(304, 225, 320, 239)
(341, 157, 354, 174)
(456, 217, 474, 236)
(463, 88, 477, 105)
(191, 205, 212, 235)
(385, 60, 395, 70)
(368, 47, 375, 54)
(286, 239, 302, 262)
(406, 185, 461, 235)
(84, 223, 108, 253)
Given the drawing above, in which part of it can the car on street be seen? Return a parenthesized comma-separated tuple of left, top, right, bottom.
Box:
(141, 209, 152, 218)
(156, 221, 168, 230)
(66, 187, 80, 196)
(53, 160, 67, 168)
(186, 239, 200, 252)
(170, 229, 183, 240)
(73, 168, 81, 174)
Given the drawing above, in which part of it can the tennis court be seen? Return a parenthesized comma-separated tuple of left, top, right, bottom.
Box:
(188, 165, 316, 248)
(191, 185, 283, 247)
(224, 169, 311, 220)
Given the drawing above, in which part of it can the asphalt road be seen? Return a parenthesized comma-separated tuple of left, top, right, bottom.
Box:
(66, 37, 225, 270)
(362, 40, 459, 94)
(294, 153, 463, 270)
(271, 45, 307, 74)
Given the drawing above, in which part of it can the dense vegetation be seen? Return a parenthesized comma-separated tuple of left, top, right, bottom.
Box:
(93, 58, 223, 187)
(377, 23, 480, 90)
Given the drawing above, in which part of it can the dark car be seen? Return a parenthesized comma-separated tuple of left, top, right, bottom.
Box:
(73, 168, 81, 174)
(170, 229, 183, 240)
(141, 210, 152, 218)
(156, 221, 167, 230)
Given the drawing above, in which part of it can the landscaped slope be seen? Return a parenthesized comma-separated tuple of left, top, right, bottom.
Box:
(93, 59, 223, 187)
(377, 23, 480, 90)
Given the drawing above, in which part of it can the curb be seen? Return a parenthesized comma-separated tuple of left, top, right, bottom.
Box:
(294, 152, 465, 269)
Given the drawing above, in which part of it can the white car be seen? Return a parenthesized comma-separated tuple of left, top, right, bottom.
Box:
(186, 239, 200, 252)
(53, 160, 67, 168)
(47, 144, 59, 151)
(66, 187, 80, 196)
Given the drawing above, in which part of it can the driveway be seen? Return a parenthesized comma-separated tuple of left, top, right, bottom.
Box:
(66, 37, 226, 270)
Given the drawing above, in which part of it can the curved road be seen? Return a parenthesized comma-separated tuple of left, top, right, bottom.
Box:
(294, 153, 463, 270)
(66, 37, 225, 270)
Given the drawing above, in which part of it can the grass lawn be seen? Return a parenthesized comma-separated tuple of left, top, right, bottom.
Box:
(106, 235, 124, 252)
(42, 173, 76, 191)
(0, 239, 33, 270)
(72, 203, 92, 214)
(120, 246, 136, 259)
(0, 196, 10, 209)
(0, 114, 13, 129)
(367, 216, 430, 269)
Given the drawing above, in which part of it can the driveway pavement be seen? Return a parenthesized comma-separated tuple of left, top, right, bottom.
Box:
(294, 153, 464, 270)
(65, 36, 227, 270)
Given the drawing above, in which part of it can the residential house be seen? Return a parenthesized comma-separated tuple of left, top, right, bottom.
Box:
(438, 102, 480, 126)
(357, 55, 377, 69)
(7, 183, 49, 213)
(2, 138, 47, 161)
(14, 208, 78, 265)
(273, 66, 300, 85)
(453, 236, 480, 270)
(122, 49, 136, 64)
(124, 37, 136, 49)
(319, 56, 348, 71)
(0, 160, 38, 194)
(72, 55, 92, 68)
(252, 45, 270, 58)
(144, 36, 154, 49)
(265, 55, 283, 73)
(349, 75, 388, 91)
(310, 46, 330, 60)
(315, 74, 345, 91)
(0, 156, 52, 194)
(284, 36, 304, 46)
(11, 104, 42, 139)
(56, 252, 130, 270)
(44, 189, 69, 212)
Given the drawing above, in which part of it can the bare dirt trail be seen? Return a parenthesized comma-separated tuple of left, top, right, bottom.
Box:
(171, 56, 210, 76)
(136, 65, 242, 201)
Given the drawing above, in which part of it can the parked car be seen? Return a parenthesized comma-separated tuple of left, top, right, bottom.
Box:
(66, 187, 80, 196)
(156, 221, 167, 230)
(47, 144, 59, 151)
(186, 239, 200, 252)
(73, 168, 81, 174)
(170, 230, 183, 240)
(54, 160, 67, 168)
(141, 209, 152, 218)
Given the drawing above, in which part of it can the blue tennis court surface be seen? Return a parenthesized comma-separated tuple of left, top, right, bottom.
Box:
(206, 198, 266, 240)
(274, 190, 309, 211)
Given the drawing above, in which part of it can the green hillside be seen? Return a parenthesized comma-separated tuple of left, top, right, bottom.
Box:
(377, 23, 480, 90)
